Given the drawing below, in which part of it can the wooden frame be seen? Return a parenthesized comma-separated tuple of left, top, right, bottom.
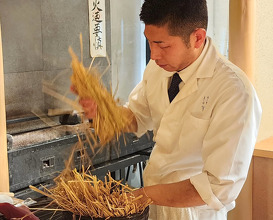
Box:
(0, 21, 9, 192)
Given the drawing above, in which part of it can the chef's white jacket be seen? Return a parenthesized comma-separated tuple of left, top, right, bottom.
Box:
(127, 37, 262, 220)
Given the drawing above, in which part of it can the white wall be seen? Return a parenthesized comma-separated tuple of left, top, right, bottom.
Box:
(207, 0, 229, 57)
(255, 0, 273, 141)
(110, 0, 146, 104)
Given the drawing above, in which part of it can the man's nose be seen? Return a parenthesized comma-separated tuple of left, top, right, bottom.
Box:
(150, 45, 161, 60)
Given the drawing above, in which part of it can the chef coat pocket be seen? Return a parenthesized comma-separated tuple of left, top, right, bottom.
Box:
(179, 112, 210, 151)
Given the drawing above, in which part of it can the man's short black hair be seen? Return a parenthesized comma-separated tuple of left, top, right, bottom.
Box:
(140, 0, 208, 45)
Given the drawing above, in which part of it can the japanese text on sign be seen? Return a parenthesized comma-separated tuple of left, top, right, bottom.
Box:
(89, 0, 106, 57)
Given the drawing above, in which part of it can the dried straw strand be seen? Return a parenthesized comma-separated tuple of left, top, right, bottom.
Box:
(30, 171, 151, 218)
(69, 47, 132, 145)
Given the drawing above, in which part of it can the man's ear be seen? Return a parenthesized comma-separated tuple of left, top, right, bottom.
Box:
(192, 28, 206, 49)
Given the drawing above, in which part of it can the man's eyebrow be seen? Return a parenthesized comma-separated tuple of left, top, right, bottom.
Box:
(144, 33, 165, 44)
(153, 41, 164, 44)
(146, 38, 165, 44)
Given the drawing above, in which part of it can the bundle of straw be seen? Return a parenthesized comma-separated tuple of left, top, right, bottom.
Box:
(30, 169, 151, 219)
(69, 48, 132, 146)
(29, 38, 151, 219)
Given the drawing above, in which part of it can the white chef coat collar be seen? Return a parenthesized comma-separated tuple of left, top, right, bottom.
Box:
(196, 37, 218, 79)
(158, 37, 215, 81)
(177, 36, 210, 83)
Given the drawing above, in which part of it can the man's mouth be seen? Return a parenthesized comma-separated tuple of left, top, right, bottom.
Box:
(157, 63, 167, 68)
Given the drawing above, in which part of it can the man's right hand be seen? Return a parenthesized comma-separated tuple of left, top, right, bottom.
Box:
(79, 98, 97, 119)
(70, 84, 137, 132)
(70, 85, 97, 119)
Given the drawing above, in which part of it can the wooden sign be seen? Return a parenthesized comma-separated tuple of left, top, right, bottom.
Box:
(89, 0, 107, 57)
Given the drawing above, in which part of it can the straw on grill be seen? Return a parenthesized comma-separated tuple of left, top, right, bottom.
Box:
(30, 168, 151, 218)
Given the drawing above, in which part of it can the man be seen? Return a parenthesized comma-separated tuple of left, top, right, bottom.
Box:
(78, 0, 262, 219)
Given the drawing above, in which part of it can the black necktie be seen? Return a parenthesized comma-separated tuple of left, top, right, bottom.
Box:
(168, 73, 182, 102)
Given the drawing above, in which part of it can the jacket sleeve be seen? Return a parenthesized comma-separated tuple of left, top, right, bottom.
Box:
(190, 80, 262, 210)
(125, 77, 153, 137)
